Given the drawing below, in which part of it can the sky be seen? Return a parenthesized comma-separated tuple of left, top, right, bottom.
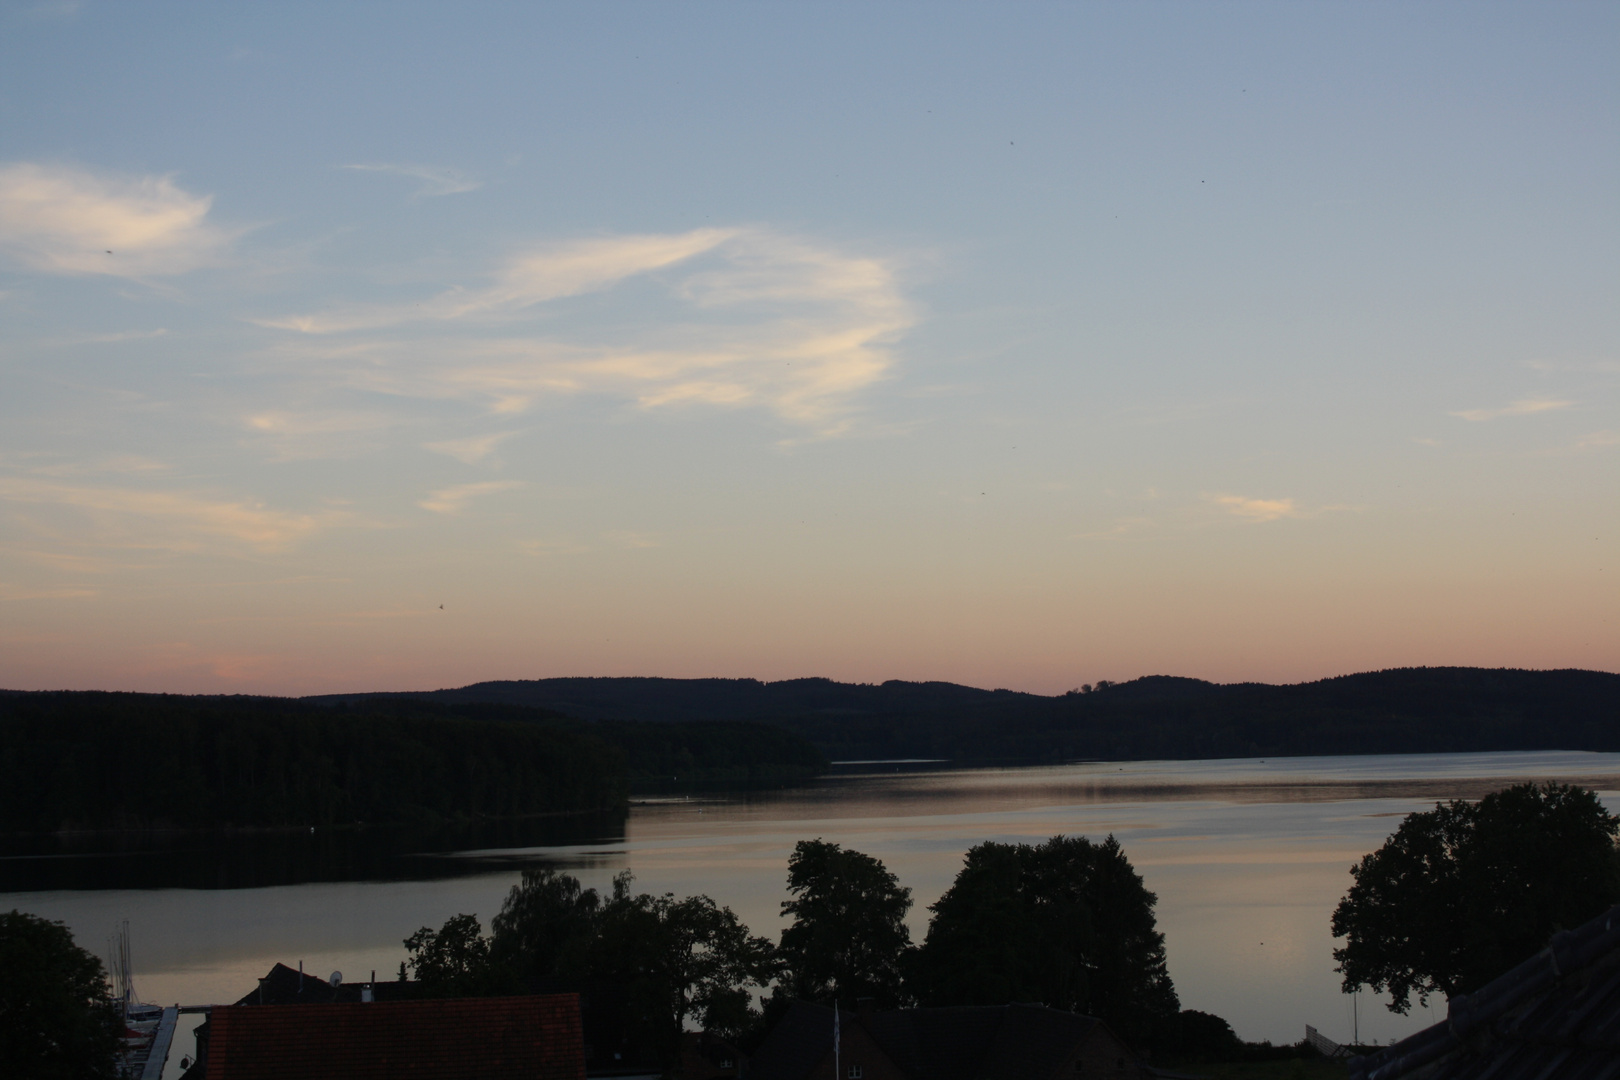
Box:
(0, 2, 1615, 696)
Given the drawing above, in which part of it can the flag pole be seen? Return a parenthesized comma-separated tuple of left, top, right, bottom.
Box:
(834, 1000, 841, 1080)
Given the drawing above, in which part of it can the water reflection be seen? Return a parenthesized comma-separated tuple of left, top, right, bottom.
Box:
(6, 750, 1619, 1060)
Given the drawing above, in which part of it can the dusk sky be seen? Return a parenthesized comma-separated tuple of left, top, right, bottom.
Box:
(1, 2, 1615, 695)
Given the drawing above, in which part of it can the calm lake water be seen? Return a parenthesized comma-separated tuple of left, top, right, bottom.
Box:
(7, 750, 1620, 1076)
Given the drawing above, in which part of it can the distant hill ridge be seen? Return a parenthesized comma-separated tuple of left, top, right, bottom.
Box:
(306, 667, 1620, 762)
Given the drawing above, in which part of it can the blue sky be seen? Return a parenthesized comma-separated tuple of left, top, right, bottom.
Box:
(1, 2, 1615, 693)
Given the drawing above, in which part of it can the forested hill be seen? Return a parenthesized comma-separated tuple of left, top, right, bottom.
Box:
(0, 692, 827, 833)
(309, 667, 1620, 763)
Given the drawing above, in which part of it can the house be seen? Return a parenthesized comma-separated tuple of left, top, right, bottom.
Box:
(230, 962, 413, 1005)
(748, 1001, 1145, 1080)
(681, 1031, 744, 1080)
(181, 964, 660, 1080)
(1347, 902, 1620, 1080)
(196, 994, 585, 1080)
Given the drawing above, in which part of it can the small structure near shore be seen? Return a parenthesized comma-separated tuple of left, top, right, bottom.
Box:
(193, 994, 585, 1080)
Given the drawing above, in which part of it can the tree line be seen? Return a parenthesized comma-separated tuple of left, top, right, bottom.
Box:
(402, 780, 1620, 1070)
(401, 833, 1191, 1069)
(0, 692, 826, 833)
(374, 667, 1620, 763)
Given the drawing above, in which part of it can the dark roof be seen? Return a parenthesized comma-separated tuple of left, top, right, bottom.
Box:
(1348, 903, 1620, 1080)
(233, 962, 415, 1005)
(747, 1001, 837, 1080)
(204, 994, 585, 1080)
(749, 1002, 1107, 1080)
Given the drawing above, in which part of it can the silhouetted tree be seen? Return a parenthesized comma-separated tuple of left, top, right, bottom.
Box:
(776, 839, 914, 1007)
(404, 913, 505, 996)
(410, 870, 773, 1068)
(491, 866, 601, 982)
(1332, 781, 1620, 1012)
(0, 910, 119, 1080)
(580, 874, 775, 1067)
(910, 835, 1178, 1048)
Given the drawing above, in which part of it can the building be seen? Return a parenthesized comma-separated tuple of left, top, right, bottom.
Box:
(748, 1001, 1145, 1080)
(681, 1031, 745, 1080)
(1347, 902, 1620, 1080)
(195, 994, 585, 1080)
(229, 962, 411, 1005)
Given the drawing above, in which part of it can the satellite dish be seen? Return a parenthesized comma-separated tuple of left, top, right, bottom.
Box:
(329, 971, 343, 988)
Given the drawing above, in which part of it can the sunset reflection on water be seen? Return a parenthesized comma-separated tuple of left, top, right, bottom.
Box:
(6, 750, 1618, 1065)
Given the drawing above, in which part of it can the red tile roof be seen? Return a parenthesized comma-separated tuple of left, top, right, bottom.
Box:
(205, 994, 586, 1080)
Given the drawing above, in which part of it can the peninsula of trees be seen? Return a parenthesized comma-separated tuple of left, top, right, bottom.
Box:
(0, 692, 826, 834)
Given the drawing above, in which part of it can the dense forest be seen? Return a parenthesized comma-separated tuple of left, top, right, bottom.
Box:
(313, 667, 1620, 763)
(0, 693, 827, 834)
(8, 666, 1617, 832)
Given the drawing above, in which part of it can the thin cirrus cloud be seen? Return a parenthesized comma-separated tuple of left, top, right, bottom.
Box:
(424, 432, 517, 464)
(256, 228, 739, 334)
(1449, 398, 1573, 422)
(417, 480, 524, 515)
(0, 477, 340, 552)
(341, 163, 482, 198)
(241, 410, 398, 462)
(0, 162, 233, 277)
(1208, 494, 1306, 522)
(260, 228, 914, 433)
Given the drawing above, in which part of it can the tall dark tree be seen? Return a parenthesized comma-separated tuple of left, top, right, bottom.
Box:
(491, 866, 602, 982)
(910, 835, 1178, 1048)
(581, 874, 775, 1067)
(0, 910, 119, 1080)
(404, 913, 506, 997)
(776, 839, 915, 1007)
(1332, 781, 1620, 1012)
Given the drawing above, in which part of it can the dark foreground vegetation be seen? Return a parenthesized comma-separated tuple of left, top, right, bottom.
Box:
(323, 666, 1620, 762)
(394, 782, 1620, 1073)
(399, 833, 1198, 1069)
(24, 781, 1607, 1079)
(0, 692, 826, 833)
(1332, 781, 1620, 1011)
(0, 910, 120, 1080)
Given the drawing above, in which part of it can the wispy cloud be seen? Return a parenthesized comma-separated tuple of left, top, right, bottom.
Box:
(1449, 398, 1573, 422)
(518, 537, 591, 557)
(260, 229, 914, 432)
(241, 410, 397, 461)
(1208, 495, 1305, 522)
(51, 328, 169, 346)
(342, 163, 482, 198)
(0, 162, 233, 277)
(1075, 515, 1156, 540)
(1540, 430, 1620, 456)
(0, 477, 341, 551)
(417, 480, 523, 515)
(424, 431, 517, 464)
(28, 454, 170, 477)
(257, 228, 739, 334)
(602, 530, 659, 549)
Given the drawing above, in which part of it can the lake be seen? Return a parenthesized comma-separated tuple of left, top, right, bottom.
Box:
(6, 749, 1619, 1078)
